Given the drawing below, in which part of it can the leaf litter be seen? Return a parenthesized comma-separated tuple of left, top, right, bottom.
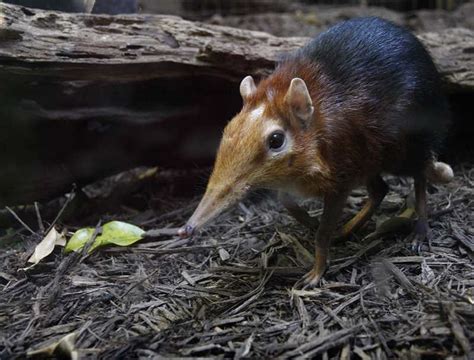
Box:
(0, 162, 473, 359)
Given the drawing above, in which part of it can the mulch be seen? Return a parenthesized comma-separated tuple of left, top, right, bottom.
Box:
(0, 160, 473, 359)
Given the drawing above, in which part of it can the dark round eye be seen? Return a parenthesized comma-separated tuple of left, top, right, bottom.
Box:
(268, 131, 286, 151)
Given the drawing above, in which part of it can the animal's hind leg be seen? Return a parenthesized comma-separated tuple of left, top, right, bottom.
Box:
(411, 174, 429, 253)
(279, 192, 319, 229)
(340, 175, 388, 238)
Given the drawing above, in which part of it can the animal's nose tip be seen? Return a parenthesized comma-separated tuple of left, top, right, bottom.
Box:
(178, 225, 194, 238)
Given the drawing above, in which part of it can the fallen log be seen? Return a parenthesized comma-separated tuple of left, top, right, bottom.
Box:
(0, 3, 472, 206)
(1, 3, 472, 86)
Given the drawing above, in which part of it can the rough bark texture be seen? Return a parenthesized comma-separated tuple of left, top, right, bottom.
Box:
(0, 3, 308, 80)
(418, 28, 474, 92)
(0, 3, 473, 206)
(1, 3, 472, 86)
(207, 2, 474, 37)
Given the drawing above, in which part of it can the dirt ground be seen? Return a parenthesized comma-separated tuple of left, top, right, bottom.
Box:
(0, 153, 473, 358)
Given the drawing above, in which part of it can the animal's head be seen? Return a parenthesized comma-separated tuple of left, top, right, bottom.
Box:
(179, 72, 327, 237)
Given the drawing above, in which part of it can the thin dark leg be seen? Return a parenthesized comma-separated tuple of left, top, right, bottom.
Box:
(279, 191, 319, 229)
(302, 191, 348, 286)
(340, 175, 388, 238)
(412, 175, 429, 252)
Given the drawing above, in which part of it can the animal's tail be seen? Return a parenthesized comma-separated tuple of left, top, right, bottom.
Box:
(425, 159, 454, 184)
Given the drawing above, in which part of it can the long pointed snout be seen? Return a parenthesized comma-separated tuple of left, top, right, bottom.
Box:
(178, 190, 222, 238)
(178, 184, 249, 238)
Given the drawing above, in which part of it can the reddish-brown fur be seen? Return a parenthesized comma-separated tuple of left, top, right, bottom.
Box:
(244, 59, 404, 196)
(179, 18, 453, 285)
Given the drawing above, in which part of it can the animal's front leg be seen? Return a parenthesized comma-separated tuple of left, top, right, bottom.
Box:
(303, 191, 348, 286)
(279, 191, 319, 229)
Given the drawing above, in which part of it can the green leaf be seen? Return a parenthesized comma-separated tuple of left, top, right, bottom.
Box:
(98, 221, 145, 248)
(65, 228, 95, 253)
(64, 221, 145, 253)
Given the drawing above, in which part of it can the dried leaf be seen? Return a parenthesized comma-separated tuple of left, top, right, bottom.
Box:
(84, 0, 96, 13)
(421, 260, 435, 284)
(25, 228, 65, 269)
(27, 332, 79, 359)
(218, 248, 230, 261)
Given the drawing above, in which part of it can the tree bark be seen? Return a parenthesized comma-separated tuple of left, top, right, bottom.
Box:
(0, 3, 472, 87)
(0, 3, 472, 206)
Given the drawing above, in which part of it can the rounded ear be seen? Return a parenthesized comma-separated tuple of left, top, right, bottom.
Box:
(240, 75, 256, 102)
(285, 78, 314, 128)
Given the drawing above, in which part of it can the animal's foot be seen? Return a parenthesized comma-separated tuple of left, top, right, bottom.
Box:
(295, 265, 326, 289)
(408, 220, 429, 254)
(303, 268, 324, 286)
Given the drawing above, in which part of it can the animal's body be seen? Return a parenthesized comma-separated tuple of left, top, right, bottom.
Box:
(179, 17, 453, 285)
